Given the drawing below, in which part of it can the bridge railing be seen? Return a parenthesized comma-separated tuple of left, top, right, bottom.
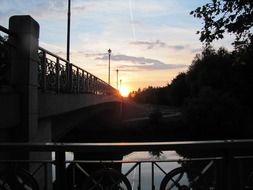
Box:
(0, 24, 118, 96)
(0, 25, 16, 85)
(0, 140, 253, 190)
(38, 47, 118, 95)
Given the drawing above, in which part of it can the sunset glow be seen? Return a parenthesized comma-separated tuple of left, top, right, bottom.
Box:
(0, 0, 233, 91)
(119, 86, 130, 97)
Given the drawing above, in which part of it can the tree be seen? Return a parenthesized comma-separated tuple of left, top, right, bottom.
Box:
(0, 34, 10, 85)
(169, 73, 189, 106)
(187, 46, 233, 96)
(190, 0, 253, 47)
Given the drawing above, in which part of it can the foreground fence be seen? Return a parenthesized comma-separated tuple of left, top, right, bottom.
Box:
(1, 140, 253, 190)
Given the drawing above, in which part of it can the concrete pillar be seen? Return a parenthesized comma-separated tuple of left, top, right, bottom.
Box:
(8, 16, 53, 189)
(9, 15, 39, 142)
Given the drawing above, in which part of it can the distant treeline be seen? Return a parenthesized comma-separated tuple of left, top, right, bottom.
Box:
(129, 45, 253, 139)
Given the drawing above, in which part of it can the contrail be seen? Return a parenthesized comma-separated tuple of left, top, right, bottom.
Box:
(128, 0, 136, 41)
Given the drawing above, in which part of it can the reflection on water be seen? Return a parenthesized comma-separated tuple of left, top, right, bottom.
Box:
(122, 151, 182, 190)
(53, 151, 185, 189)
(52, 152, 74, 181)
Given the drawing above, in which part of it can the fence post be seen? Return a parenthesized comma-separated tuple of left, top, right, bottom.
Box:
(9, 15, 39, 142)
(222, 150, 233, 190)
(55, 151, 67, 190)
(68, 63, 73, 92)
(81, 70, 85, 93)
(76, 67, 79, 93)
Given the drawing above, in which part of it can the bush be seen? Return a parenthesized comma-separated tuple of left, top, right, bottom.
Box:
(183, 87, 248, 139)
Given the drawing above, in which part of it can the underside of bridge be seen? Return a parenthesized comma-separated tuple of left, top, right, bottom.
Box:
(50, 101, 122, 142)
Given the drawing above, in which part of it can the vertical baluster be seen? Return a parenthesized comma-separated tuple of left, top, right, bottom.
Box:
(82, 70, 84, 93)
(87, 73, 90, 93)
(44, 162, 48, 190)
(152, 162, 155, 190)
(138, 162, 141, 190)
(68, 63, 73, 92)
(55, 151, 67, 190)
(56, 57, 60, 93)
(72, 163, 76, 190)
(238, 159, 244, 190)
(41, 51, 47, 91)
(95, 77, 97, 94)
(94, 77, 96, 94)
(76, 67, 79, 93)
(98, 79, 100, 94)
(222, 150, 233, 190)
(91, 76, 94, 94)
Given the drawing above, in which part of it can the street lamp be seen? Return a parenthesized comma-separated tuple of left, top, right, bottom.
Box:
(67, 0, 71, 62)
(116, 69, 119, 89)
(108, 49, 111, 85)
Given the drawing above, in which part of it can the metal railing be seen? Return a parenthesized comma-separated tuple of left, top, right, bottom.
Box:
(38, 47, 118, 95)
(1, 140, 253, 190)
(0, 24, 118, 96)
(0, 25, 16, 85)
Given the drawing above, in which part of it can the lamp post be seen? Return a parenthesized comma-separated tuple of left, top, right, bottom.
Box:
(116, 69, 119, 89)
(108, 49, 111, 85)
(67, 0, 71, 62)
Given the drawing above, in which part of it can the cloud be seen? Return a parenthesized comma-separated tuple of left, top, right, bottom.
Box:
(191, 48, 202, 53)
(130, 40, 166, 49)
(0, 0, 68, 21)
(130, 40, 186, 50)
(95, 53, 187, 71)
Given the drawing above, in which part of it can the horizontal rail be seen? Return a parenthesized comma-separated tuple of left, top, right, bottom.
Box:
(0, 25, 16, 36)
(1, 140, 253, 190)
(38, 46, 70, 64)
(1, 139, 253, 152)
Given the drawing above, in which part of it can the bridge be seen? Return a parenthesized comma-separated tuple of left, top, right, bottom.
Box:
(1, 15, 253, 190)
(0, 15, 121, 143)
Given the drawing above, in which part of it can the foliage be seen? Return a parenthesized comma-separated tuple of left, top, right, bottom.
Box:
(183, 46, 252, 138)
(187, 47, 233, 96)
(131, 0, 253, 138)
(169, 72, 189, 106)
(0, 34, 10, 85)
(190, 0, 253, 46)
(131, 45, 253, 138)
(129, 86, 170, 105)
(183, 88, 248, 139)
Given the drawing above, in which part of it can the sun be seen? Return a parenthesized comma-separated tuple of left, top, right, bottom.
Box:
(119, 86, 130, 97)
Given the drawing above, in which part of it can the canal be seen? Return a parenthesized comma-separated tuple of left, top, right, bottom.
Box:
(122, 150, 182, 189)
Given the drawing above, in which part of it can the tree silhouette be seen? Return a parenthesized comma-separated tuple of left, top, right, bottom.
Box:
(169, 72, 189, 106)
(183, 46, 252, 139)
(190, 0, 253, 47)
(0, 34, 10, 85)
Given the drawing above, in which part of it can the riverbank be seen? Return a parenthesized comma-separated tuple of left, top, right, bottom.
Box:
(63, 101, 189, 142)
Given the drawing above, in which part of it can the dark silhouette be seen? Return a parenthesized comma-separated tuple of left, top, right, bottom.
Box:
(190, 0, 253, 47)
(0, 35, 10, 86)
(130, 45, 253, 139)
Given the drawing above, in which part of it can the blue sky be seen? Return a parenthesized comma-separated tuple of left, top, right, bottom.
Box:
(0, 0, 233, 91)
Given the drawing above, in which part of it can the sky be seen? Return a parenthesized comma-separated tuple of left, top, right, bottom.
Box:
(0, 0, 234, 92)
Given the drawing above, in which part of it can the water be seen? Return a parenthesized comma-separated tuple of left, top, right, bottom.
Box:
(122, 151, 182, 190)
(52, 151, 183, 189)
(52, 152, 74, 181)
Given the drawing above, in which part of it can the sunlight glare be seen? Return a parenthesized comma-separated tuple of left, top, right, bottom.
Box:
(119, 86, 130, 97)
